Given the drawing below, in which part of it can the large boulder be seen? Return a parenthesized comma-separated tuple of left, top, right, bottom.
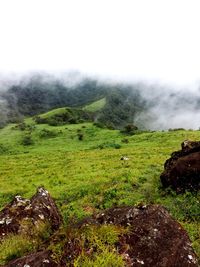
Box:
(0, 187, 62, 239)
(160, 140, 200, 192)
(80, 204, 199, 267)
(1, 191, 198, 267)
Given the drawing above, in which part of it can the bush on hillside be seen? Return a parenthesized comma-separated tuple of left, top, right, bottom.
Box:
(39, 129, 58, 138)
(168, 128, 186, 131)
(122, 124, 138, 135)
(121, 138, 129, 143)
(15, 122, 36, 132)
(93, 122, 105, 128)
(0, 144, 9, 154)
(21, 135, 34, 146)
(34, 108, 93, 127)
(95, 142, 121, 149)
(34, 116, 47, 124)
(77, 133, 84, 141)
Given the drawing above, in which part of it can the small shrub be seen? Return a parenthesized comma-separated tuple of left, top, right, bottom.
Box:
(168, 128, 186, 131)
(21, 135, 34, 146)
(15, 122, 36, 131)
(74, 249, 125, 267)
(68, 117, 78, 124)
(78, 133, 84, 141)
(16, 122, 26, 131)
(74, 225, 126, 267)
(93, 122, 105, 128)
(39, 129, 58, 138)
(95, 143, 121, 149)
(0, 144, 9, 154)
(48, 118, 61, 126)
(34, 116, 47, 124)
(121, 124, 138, 135)
(121, 138, 129, 143)
(114, 143, 121, 149)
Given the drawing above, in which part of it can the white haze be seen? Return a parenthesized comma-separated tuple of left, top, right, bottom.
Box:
(0, 71, 200, 130)
(134, 86, 200, 130)
(0, 0, 200, 87)
(0, 0, 200, 129)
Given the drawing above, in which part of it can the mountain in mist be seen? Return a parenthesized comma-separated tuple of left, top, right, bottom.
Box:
(1, 73, 200, 130)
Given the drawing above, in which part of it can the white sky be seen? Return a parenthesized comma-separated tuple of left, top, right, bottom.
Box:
(0, 0, 200, 86)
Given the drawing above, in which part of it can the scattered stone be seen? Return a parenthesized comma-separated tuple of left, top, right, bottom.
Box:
(160, 140, 200, 192)
(80, 204, 199, 267)
(1, 189, 199, 267)
(0, 187, 62, 239)
(121, 156, 129, 161)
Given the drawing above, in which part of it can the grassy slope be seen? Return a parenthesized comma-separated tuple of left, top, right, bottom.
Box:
(37, 97, 106, 120)
(83, 98, 106, 112)
(0, 121, 199, 257)
(39, 107, 69, 118)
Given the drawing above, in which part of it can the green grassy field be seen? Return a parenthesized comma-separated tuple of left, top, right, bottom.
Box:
(0, 120, 199, 258)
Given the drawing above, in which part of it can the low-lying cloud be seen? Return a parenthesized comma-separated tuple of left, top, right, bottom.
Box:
(135, 85, 200, 130)
(0, 72, 200, 130)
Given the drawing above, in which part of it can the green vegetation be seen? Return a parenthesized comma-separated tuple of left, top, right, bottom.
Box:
(0, 221, 51, 265)
(0, 118, 199, 263)
(48, 224, 126, 266)
(74, 249, 125, 267)
(34, 107, 93, 126)
(21, 134, 34, 146)
(0, 234, 34, 264)
(83, 98, 106, 112)
(0, 75, 147, 130)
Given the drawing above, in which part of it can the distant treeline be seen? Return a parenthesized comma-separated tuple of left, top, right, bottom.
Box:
(0, 75, 145, 129)
(2, 74, 200, 130)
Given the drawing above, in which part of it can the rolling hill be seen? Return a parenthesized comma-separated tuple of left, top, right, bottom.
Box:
(0, 112, 199, 264)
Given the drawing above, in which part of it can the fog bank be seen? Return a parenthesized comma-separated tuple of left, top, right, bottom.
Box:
(0, 72, 200, 130)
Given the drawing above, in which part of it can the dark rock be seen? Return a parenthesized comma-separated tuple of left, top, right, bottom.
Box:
(0, 187, 62, 239)
(3, 250, 59, 267)
(160, 140, 200, 192)
(1, 188, 198, 267)
(80, 204, 199, 267)
(30, 187, 62, 231)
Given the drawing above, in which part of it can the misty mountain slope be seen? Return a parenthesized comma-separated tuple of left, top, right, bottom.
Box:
(83, 97, 106, 112)
(1, 74, 200, 130)
(97, 87, 145, 129)
(0, 76, 145, 129)
(0, 76, 108, 125)
(34, 106, 94, 126)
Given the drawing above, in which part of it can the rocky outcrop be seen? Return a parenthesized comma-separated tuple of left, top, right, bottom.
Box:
(1, 190, 198, 266)
(80, 204, 199, 267)
(160, 140, 200, 192)
(4, 251, 58, 267)
(0, 187, 62, 239)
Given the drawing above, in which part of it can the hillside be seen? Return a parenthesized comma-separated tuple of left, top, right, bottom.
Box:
(0, 76, 146, 130)
(0, 116, 199, 264)
(2, 74, 200, 131)
(83, 97, 106, 112)
(34, 106, 94, 126)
